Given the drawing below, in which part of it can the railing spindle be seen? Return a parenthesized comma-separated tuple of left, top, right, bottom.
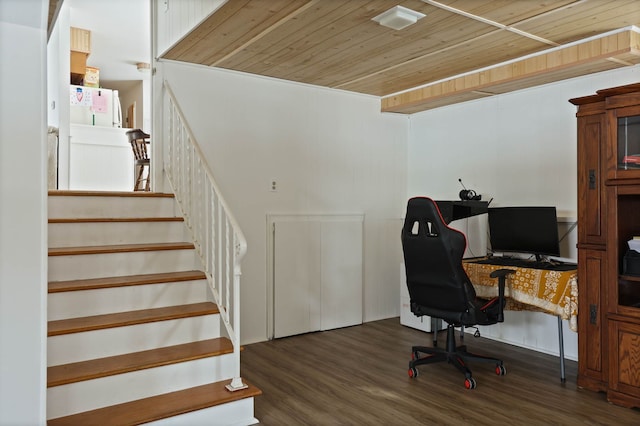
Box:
(163, 82, 247, 391)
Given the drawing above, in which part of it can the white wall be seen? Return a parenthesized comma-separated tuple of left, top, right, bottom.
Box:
(407, 65, 640, 359)
(47, 11, 61, 129)
(117, 81, 144, 130)
(47, 2, 71, 189)
(143, 78, 151, 132)
(0, 0, 48, 424)
(163, 61, 408, 344)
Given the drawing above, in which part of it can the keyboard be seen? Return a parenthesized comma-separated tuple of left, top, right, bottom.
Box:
(470, 257, 577, 271)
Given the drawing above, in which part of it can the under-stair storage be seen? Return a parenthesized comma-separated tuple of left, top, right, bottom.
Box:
(47, 191, 260, 425)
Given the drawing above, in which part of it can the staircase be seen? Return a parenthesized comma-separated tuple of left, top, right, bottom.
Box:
(46, 190, 260, 425)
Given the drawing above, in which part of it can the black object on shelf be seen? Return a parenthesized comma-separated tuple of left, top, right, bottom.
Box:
(623, 249, 640, 276)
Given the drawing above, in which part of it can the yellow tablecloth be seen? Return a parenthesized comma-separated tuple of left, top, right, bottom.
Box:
(462, 261, 578, 332)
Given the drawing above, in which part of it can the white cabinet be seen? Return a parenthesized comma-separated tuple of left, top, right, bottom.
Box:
(271, 215, 363, 338)
(67, 124, 133, 191)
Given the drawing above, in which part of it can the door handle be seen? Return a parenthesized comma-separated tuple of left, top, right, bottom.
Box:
(588, 169, 596, 190)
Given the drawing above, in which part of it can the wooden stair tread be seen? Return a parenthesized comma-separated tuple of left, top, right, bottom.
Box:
(49, 271, 207, 293)
(48, 302, 219, 336)
(48, 338, 233, 387)
(49, 217, 184, 223)
(47, 379, 261, 426)
(48, 242, 194, 256)
(48, 190, 174, 198)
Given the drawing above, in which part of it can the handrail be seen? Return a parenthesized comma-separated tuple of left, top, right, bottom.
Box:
(163, 81, 248, 391)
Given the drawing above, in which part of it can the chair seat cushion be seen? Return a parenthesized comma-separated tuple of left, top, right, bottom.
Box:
(411, 296, 504, 327)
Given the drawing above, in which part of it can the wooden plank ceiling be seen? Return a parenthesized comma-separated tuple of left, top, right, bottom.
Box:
(162, 0, 640, 114)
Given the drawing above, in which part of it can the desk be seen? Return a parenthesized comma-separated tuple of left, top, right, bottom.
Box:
(463, 260, 578, 381)
(463, 261, 578, 331)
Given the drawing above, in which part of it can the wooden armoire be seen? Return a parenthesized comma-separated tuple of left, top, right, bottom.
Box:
(570, 82, 640, 409)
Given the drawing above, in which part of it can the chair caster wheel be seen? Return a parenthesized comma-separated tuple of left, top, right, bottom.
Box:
(464, 377, 477, 389)
(495, 364, 507, 376)
(408, 367, 419, 378)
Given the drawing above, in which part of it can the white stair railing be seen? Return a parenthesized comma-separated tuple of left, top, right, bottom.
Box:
(163, 81, 247, 391)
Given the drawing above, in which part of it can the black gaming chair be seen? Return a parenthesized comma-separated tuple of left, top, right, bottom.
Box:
(401, 197, 514, 389)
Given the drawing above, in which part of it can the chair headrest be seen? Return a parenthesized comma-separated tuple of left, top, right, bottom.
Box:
(404, 197, 447, 230)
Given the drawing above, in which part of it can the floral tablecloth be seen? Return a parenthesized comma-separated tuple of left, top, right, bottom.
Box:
(463, 261, 578, 332)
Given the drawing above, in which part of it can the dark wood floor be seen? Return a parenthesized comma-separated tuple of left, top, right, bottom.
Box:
(241, 318, 640, 425)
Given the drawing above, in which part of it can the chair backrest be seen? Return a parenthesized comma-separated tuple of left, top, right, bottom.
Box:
(401, 197, 477, 315)
(126, 129, 150, 161)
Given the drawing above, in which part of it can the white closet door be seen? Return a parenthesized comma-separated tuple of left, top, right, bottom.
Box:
(320, 220, 363, 331)
(272, 215, 364, 339)
(273, 221, 321, 338)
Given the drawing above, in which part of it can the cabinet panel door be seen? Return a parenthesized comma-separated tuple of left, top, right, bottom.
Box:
(320, 220, 363, 331)
(273, 221, 322, 338)
(272, 216, 364, 338)
(609, 320, 640, 404)
(577, 249, 607, 389)
(577, 113, 606, 245)
(607, 104, 640, 180)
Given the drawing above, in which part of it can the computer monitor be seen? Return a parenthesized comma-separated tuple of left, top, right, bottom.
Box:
(487, 206, 561, 260)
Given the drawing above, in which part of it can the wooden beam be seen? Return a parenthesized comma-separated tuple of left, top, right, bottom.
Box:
(381, 29, 640, 114)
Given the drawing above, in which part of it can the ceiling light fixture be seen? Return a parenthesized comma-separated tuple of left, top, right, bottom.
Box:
(372, 5, 426, 31)
(136, 62, 151, 73)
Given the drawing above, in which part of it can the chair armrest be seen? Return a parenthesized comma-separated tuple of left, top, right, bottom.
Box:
(489, 269, 516, 322)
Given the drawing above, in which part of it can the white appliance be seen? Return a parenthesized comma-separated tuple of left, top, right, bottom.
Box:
(70, 85, 122, 127)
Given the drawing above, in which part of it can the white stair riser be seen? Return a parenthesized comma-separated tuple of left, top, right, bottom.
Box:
(48, 249, 200, 281)
(48, 196, 179, 219)
(48, 280, 209, 321)
(147, 397, 258, 426)
(49, 221, 189, 247)
(47, 314, 220, 366)
(48, 314, 221, 366)
(47, 355, 235, 419)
